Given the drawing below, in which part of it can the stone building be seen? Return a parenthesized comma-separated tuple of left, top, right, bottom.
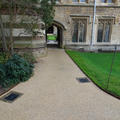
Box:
(51, 0, 120, 51)
(0, 0, 120, 57)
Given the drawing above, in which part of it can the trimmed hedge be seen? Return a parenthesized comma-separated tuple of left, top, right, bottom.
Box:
(0, 54, 34, 88)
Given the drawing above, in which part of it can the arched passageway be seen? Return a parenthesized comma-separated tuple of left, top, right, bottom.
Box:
(46, 21, 65, 48)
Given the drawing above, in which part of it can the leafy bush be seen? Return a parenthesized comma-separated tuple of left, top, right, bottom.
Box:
(0, 64, 6, 84)
(0, 52, 9, 64)
(21, 53, 37, 64)
(0, 54, 34, 88)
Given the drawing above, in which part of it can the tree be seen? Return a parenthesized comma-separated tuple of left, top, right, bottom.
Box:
(40, 0, 55, 29)
(0, 0, 56, 55)
(0, 1, 8, 52)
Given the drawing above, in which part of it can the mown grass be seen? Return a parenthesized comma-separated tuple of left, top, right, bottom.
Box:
(66, 50, 120, 97)
(47, 35, 57, 41)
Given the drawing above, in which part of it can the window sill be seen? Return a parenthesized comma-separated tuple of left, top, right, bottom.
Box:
(94, 43, 112, 46)
(72, 2, 88, 4)
(68, 42, 89, 45)
(96, 3, 115, 6)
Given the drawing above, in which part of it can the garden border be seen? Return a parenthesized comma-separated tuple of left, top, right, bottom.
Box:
(65, 49, 120, 100)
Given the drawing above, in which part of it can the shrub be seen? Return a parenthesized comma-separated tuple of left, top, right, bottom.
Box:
(0, 52, 9, 64)
(0, 64, 6, 85)
(0, 54, 34, 88)
(21, 53, 37, 64)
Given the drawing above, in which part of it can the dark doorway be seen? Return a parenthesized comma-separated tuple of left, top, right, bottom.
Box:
(46, 24, 63, 48)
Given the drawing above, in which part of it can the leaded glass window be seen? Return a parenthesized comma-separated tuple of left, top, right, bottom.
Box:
(79, 23, 86, 42)
(72, 0, 87, 3)
(97, 19, 113, 42)
(72, 19, 87, 43)
(72, 22, 79, 42)
(101, 0, 114, 3)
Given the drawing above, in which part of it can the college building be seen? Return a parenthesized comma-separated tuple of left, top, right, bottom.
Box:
(0, 0, 120, 57)
(50, 0, 120, 51)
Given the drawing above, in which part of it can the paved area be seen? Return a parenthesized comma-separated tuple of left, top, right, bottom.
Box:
(0, 49, 120, 120)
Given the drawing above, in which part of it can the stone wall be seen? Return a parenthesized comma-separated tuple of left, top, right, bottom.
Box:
(1, 1, 120, 52)
(0, 14, 47, 57)
(54, 0, 120, 51)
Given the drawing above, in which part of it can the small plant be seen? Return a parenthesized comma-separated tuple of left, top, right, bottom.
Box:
(0, 64, 6, 85)
(22, 53, 37, 64)
(0, 52, 9, 64)
(0, 54, 34, 88)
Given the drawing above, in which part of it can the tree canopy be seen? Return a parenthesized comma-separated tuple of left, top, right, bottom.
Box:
(0, 0, 56, 54)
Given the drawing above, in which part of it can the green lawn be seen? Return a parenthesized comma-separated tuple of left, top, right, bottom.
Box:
(66, 50, 120, 97)
(47, 35, 57, 41)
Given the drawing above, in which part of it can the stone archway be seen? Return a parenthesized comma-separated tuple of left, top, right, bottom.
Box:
(46, 20, 66, 48)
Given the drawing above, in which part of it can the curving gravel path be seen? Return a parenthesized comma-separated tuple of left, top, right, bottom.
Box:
(0, 49, 120, 120)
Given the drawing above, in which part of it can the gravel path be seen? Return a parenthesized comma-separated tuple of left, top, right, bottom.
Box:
(0, 49, 120, 120)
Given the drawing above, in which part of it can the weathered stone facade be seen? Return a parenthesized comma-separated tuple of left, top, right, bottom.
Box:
(54, 0, 120, 51)
(1, 0, 120, 55)
(0, 14, 47, 57)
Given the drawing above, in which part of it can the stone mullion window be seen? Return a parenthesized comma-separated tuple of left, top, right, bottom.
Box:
(72, 0, 89, 3)
(101, 0, 116, 3)
(97, 19, 113, 43)
(79, 20, 86, 42)
(72, 19, 87, 43)
(78, 21, 81, 42)
(72, 21, 79, 42)
(102, 22, 106, 42)
(104, 22, 112, 42)
(78, 23, 80, 43)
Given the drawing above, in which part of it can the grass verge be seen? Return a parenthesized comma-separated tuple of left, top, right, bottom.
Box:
(47, 34, 57, 41)
(66, 50, 120, 97)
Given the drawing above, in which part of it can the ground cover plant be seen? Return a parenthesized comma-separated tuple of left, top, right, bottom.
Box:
(0, 53, 34, 88)
(66, 50, 120, 97)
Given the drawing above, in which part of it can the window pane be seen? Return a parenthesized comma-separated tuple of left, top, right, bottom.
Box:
(79, 23, 86, 42)
(72, 0, 79, 2)
(97, 24, 104, 42)
(72, 23, 78, 42)
(104, 24, 110, 42)
(108, 0, 112, 3)
(80, 0, 86, 2)
(101, 0, 106, 3)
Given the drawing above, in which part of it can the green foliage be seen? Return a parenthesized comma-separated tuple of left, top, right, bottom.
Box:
(0, 64, 6, 82)
(0, 54, 34, 88)
(0, 52, 9, 64)
(66, 50, 120, 97)
(0, 0, 56, 56)
(41, 0, 55, 29)
(21, 53, 37, 64)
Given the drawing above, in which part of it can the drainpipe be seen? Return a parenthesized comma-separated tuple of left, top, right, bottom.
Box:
(90, 0, 96, 51)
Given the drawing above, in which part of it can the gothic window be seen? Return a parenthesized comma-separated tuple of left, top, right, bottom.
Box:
(48, 0, 60, 3)
(101, 0, 115, 3)
(97, 19, 113, 42)
(72, 0, 87, 3)
(79, 22, 86, 42)
(72, 22, 79, 42)
(80, 0, 86, 2)
(72, 0, 79, 2)
(72, 19, 87, 43)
